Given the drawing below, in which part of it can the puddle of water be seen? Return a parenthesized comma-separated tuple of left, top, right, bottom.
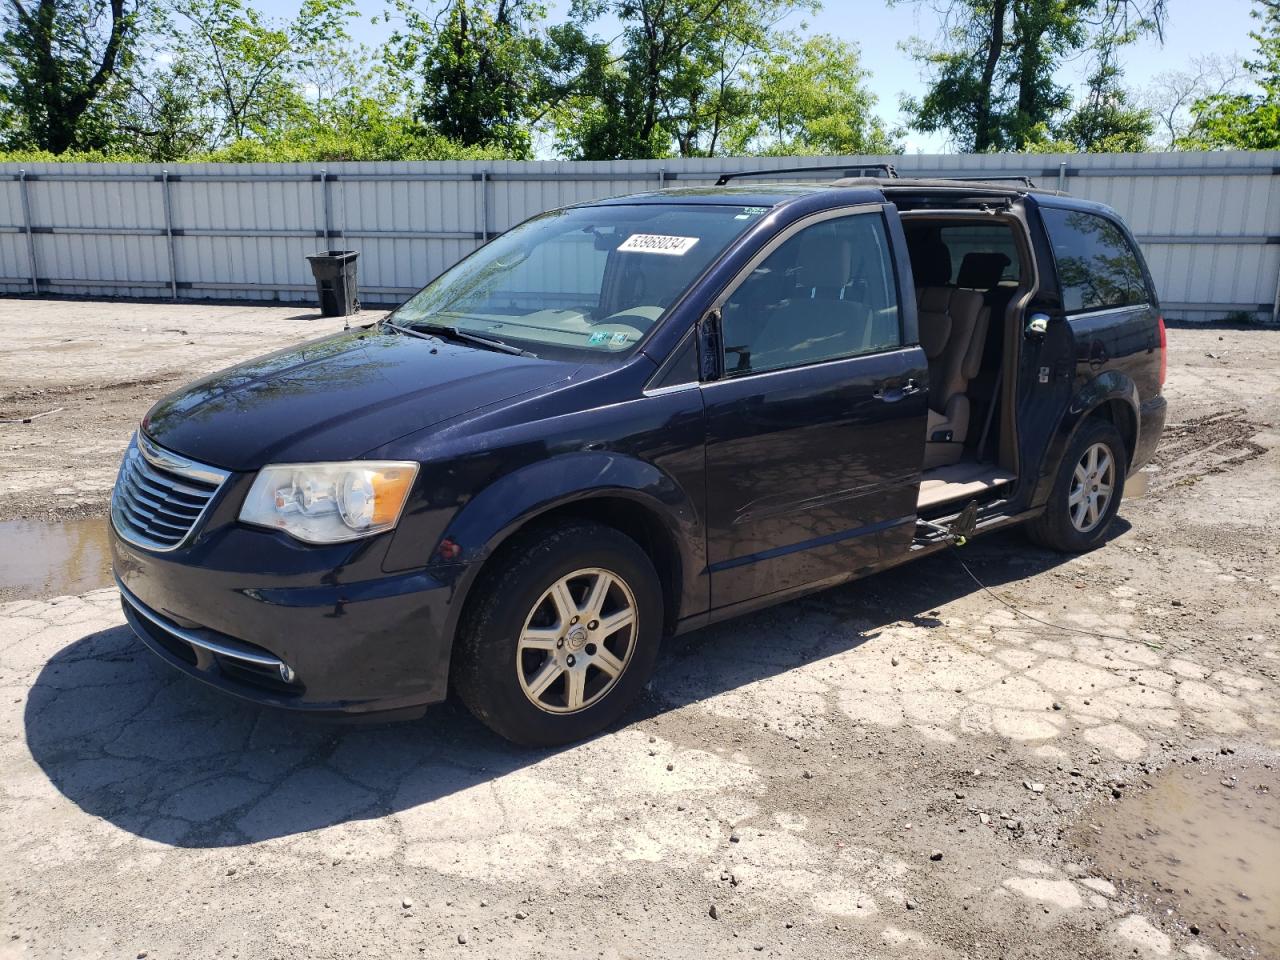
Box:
(0, 518, 115, 601)
(1078, 761, 1280, 956)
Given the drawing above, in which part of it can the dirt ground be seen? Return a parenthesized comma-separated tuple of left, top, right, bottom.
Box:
(0, 299, 1277, 960)
(0, 298, 386, 523)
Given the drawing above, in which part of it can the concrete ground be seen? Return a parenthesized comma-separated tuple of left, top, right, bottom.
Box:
(0, 300, 1277, 960)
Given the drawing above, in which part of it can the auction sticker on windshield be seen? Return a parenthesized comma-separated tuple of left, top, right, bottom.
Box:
(617, 234, 700, 255)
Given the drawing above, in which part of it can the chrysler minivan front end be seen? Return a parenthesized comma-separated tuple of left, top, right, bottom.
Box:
(109, 195, 780, 720)
(110, 430, 462, 715)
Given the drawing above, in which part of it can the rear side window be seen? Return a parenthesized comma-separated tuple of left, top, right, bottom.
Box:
(1040, 208, 1149, 313)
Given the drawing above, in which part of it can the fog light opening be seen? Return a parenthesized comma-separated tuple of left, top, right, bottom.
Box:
(278, 662, 297, 684)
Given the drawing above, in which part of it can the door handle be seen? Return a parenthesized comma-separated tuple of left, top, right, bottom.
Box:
(873, 378, 922, 403)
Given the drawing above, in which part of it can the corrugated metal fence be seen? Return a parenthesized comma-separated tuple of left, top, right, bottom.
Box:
(2, 152, 1278, 322)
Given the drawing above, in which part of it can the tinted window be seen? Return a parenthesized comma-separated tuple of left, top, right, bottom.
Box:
(1041, 208, 1148, 313)
(720, 212, 900, 377)
(392, 203, 768, 359)
(650, 331, 699, 389)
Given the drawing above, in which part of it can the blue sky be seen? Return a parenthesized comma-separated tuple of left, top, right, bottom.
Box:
(257, 0, 1262, 153)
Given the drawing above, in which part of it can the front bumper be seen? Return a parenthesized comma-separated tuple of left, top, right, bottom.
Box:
(111, 521, 465, 716)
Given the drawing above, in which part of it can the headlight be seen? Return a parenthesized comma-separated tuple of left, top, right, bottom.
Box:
(239, 461, 419, 544)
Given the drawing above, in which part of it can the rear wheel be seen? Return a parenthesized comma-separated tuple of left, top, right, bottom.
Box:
(1027, 418, 1127, 552)
(453, 522, 663, 746)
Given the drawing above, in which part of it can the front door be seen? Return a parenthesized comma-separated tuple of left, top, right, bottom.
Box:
(701, 207, 929, 610)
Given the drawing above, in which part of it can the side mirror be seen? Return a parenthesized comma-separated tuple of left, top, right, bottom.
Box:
(1026, 312, 1050, 338)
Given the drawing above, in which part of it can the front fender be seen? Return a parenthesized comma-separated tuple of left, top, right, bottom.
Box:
(1031, 371, 1139, 507)
(452, 452, 700, 557)
(440, 450, 706, 628)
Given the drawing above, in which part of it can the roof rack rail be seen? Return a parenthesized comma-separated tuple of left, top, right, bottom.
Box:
(916, 174, 1039, 188)
(714, 163, 898, 186)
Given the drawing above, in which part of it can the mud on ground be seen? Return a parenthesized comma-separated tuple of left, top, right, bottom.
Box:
(0, 304, 1277, 960)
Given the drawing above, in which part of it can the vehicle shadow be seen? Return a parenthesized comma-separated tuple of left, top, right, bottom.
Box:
(22, 525, 1118, 848)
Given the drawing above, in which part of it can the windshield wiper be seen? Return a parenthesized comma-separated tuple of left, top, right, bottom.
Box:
(383, 320, 536, 358)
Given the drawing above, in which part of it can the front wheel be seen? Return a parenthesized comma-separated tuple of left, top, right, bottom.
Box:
(453, 522, 663, 746)
(1027, 418, 1127, 552)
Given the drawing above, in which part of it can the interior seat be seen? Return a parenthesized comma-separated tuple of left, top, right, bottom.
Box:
(747, 230, 872, 372)
(923, 287, 985, 468)
(721, 259, 790, 374)
(906, 240, 994, 469)
(795, 225, 853, 301)
(912, 236, 954, 374)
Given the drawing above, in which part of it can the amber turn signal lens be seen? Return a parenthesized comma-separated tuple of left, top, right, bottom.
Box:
(371, 467, 415, 525)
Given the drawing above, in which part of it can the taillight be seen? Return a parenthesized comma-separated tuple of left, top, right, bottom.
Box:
(1156, 315, 1167, 387)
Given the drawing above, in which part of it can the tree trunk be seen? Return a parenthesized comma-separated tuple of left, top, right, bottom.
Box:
(1012, 1, 1043, 150)
(974, 0, 1007, 152)
(24, 0, 131, 152)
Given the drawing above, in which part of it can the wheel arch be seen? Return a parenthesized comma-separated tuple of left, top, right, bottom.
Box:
(1031, 371, 1140, 508)
(1087, 397, 1138, 470)
(437, 452, 705, 671)
(477, 496, 686, 635)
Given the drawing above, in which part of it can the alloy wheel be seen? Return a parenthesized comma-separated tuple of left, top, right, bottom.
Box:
(1068, 441, 1116, 533)
(516, 567, 638, 714)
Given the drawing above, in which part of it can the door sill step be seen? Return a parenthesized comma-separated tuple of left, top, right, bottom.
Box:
(918, 463, 1016, 510)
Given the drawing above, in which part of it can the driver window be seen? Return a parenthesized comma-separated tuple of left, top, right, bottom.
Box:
(720, 212, 900, 377)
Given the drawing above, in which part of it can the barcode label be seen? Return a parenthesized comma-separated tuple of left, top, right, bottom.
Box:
(617, 234, 700, 256)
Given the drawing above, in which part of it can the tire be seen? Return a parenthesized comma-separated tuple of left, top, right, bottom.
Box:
(1027, 417, 1128, 553)
(453, 521, 663, 747)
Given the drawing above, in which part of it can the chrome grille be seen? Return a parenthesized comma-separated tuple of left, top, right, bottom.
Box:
(111, 433, 230, 551)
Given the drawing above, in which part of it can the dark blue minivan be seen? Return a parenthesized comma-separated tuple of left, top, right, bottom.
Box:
(110, 170, 1167, 745)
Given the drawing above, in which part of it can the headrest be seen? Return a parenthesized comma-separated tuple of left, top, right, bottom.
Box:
(956, 252, 1011, 290)
(909, 236, 953, 287)
(731, 263, 788, 308)
(796, 226, 851, 290)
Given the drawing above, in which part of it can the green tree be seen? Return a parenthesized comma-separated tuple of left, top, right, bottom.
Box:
(1188, 0, 1280, 149)
(556, 0, 817, 160)
(0, 0, 146, 152)
(1051, 56, 1152, 151)
(548, 19, 663, 159)
(206, 63, 505, 162)
(118, 56, 217, 160)
(725, 34, 899, 155)
(900, 0, 1165, 152)
(382, 0, 566, 157)
(165, 0, 356, 144)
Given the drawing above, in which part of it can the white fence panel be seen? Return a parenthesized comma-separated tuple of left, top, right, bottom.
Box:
(1, 153, 1277, 322)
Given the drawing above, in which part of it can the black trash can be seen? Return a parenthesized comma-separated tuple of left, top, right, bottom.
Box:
(306, 249, 360, 317)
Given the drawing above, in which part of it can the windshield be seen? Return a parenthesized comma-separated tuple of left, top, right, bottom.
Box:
(389, 203, 770, 358)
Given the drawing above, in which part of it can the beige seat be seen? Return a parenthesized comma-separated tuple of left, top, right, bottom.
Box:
(922, 289, 985, 467)
(913, 245, 998, 469)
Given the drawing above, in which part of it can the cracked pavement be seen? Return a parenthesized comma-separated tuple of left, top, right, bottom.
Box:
(1, 324, 1278, 960)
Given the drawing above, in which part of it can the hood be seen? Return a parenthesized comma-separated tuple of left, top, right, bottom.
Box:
(142, 327, 579, 471)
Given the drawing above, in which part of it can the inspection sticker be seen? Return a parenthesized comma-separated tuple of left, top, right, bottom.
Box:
(617, 233, 700, 256)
